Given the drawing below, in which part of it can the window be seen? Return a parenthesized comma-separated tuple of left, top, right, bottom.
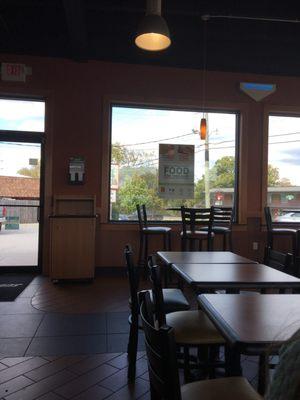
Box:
(0, 99, 45, 132)
(268, 114, 300, 222)
(110, 105, 238, 221)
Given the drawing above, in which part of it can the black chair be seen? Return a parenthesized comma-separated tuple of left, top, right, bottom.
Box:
(148, 263, 225, 382)
(137, 204, 171, 270)
(203, 206, 234, 251)
(264, 206, 300, 264)
(180, 207, 214, 251)
(139, 290, 262, 400)
(263, 246, 294, 294)
(124, 245, 190, 382)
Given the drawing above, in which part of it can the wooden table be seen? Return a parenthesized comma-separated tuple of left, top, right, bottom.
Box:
(171, 262, 300, 292)
(157, 251, 257, 266)
(197, 293, 300, 393)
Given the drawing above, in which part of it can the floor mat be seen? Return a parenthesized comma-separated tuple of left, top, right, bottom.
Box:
(0, 273, 35, 301)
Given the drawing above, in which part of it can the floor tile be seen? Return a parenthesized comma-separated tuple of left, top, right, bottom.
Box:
(101, 377, 149, 400)
(0, 298, 44, 314)
(36, 393, 65, 400)
(67, 353, 120, 375)
(25, 355, 87, 381)
(54, 364, 118, 399)
(0, 357, 48, 384)
(25, 335, 107, 356)
(35, 313, 106, 336)
(4, 369, 76, 400)
(0, 375, 33, 398)
(0, 314, 43, 338)
(107, 334, 144, 353)
(73, 384, 112, 400)
(106, 312, 130, 334)
(0, 339, 31, 357)
(1, 357, 32, 367)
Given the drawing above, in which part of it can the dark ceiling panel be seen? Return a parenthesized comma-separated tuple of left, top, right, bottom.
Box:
(0, 0, 300, 75)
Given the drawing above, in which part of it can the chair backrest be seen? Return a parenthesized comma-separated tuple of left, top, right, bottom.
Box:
(264, 246, 293, 274)
(264, 206, 273, 231)
(139, 290, 182, 400)
(124, 245, 140, 316)
(136, 204, 148, 230)
(211, 206, 234, 229)
(181, 206, 212, 234)
(148, 264, 167, 327)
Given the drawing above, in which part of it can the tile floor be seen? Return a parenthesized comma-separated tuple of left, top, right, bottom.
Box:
(0, 274, 259, 399)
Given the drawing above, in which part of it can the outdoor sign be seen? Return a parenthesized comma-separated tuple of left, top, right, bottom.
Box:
(111, 164, 119, 190)
(110, 189, 117, 203)
(158, 144, 194, 199)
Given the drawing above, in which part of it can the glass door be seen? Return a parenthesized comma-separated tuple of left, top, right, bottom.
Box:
(0, 141, 42, 269)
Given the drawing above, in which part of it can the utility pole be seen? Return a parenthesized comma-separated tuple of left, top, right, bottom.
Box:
(204, 113, 210, 207)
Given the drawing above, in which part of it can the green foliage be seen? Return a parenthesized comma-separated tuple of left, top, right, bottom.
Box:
(212, 156, 235, 188)
(268, 164, 291, 186)
(112, 143, 154, 167)
(117, 172, 163, 215)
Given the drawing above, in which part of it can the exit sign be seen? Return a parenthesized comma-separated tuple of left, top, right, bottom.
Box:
(1, 63, 27, 82)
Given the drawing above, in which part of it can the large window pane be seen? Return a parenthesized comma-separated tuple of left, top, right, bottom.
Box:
(0, 99, 45, 132)
(268, 115, 300, 222)
(110, 105, 237, 221)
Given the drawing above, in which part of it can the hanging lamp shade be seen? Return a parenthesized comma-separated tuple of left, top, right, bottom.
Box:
(200, 118, 207, 140)
(135, 0, 171, 51)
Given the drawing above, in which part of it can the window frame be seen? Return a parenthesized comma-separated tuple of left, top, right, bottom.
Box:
(263, 109, 300, 224)
(107, 102, 240, 224)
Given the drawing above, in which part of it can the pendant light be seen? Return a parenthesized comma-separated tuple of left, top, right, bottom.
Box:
(135, 0, 171, 51)
(200, 15, 209, 140)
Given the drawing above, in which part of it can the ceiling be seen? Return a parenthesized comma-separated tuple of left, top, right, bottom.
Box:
(1, 0, 300, 76)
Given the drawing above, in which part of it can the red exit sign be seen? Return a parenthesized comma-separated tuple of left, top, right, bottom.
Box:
(1, 63, 27, 82)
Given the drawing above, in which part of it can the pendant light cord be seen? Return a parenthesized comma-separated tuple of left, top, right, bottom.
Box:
(202, 18, 208, 117)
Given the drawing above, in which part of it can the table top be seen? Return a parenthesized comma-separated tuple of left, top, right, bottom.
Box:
(198, 294, 300, 349)
(171, 262, 300, 289)
(158, 251, 257, 265)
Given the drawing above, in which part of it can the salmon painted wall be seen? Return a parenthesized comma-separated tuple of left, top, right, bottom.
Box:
(0, 54, 299, 272)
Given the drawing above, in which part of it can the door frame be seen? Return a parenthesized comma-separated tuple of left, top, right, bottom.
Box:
(0, 131, 45, 273)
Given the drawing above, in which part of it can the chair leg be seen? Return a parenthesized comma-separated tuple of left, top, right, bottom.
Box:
(183, 346, 191, 382)
(168, 231, 172, 250)
(267, 232, 273, 249)
(143, 235, 148, 274)
(138, 233, 144, 268)
(163, 232, 168, 250)
(223, 234, 226, 251)
(228, 232, 233, 251)
(181, 237, 186, 251)
(258, 353, 268, 395)
(292, 234, 297, 265)
(127, 316, 139, 382)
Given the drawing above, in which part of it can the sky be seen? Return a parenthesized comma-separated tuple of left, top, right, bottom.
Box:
(0, 100, 44, 176)
(0, 100, 299, 187)
(112, 106, 236, 181)
(112, 106, 300, 186)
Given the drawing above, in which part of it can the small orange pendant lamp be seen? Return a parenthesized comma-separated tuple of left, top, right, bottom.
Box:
(200, 117, 207, 140)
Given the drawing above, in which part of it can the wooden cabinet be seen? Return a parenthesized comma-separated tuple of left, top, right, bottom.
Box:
(50, 196, 96, 280)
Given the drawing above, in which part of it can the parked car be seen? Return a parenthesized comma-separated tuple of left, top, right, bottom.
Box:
(0, 206, 6, 231)
(275, 211, 300, 223)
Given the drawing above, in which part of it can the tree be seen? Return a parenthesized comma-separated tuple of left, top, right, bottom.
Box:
(117, 172, 163, 215)
(17, 161, 40, 178)
(268, 164, 292, 186)
(268, 164, 280, 186)
(112, 143, 154, 167)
